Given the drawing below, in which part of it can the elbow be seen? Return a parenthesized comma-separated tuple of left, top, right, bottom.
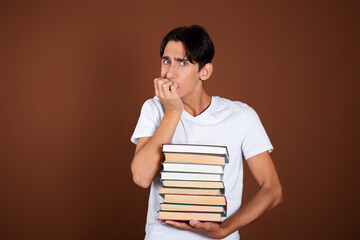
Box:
(132, 174, 152, 189)
(131, 162, 152, 189)
(274, 184, 283, 206)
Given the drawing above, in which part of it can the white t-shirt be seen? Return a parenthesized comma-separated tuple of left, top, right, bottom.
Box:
(131, 96, 274, 240)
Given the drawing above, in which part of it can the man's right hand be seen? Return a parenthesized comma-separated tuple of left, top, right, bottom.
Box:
(132, 78, 183, 188)
(154, 78, 183, 115)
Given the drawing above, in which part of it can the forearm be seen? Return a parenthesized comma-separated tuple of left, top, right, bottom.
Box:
(221, 184, 283, 236)
(131, 111, 181, 188)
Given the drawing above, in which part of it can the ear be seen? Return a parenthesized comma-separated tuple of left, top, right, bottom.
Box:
(199, 63, 213, 81)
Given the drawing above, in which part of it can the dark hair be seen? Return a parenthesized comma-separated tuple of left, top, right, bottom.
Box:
(160, 25, 215, 71)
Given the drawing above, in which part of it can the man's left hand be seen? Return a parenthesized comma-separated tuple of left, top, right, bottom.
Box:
(162, 220, 226, 239)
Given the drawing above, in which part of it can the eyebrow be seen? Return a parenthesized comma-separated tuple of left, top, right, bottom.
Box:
(161, 56, 189, 62)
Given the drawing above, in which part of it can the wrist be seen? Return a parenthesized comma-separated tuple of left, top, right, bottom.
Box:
(219, 221, 233, 238)
(164, 109, 182, 118)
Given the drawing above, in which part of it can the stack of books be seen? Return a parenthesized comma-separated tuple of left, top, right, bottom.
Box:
(158, 144, 229, 223)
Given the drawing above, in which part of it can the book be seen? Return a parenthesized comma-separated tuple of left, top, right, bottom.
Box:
(161, 171, 222, 181)
(160, 203, 226, 216)
(164, 194, 226, 206)
(158, 144, 229, 223)
(161, 180, 225, 189)
(158, 211, 222, 222)
(162, 144, 229, 158)
(164, 153, 227, 165)
(159, 187, 223, 196)
(162, 162, 224, 174)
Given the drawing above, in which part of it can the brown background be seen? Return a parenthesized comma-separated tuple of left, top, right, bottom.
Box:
(0, 0, 359, 239)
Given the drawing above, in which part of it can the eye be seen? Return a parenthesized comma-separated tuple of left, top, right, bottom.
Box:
(180, 61, 188, 66)
(163, 59, 170, 65)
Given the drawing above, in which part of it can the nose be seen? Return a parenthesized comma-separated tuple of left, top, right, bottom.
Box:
(165, 64, 176, 81)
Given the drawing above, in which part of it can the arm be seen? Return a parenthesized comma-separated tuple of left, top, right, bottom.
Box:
(220, 151, 283, 235)
(163, 151, 283, 239)
(131, 78, 183, 188)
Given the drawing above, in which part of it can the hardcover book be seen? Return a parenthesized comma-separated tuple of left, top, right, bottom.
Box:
(161, 180, 225, 190)
(162, 162, 224, 174)
(159, 187, 223, 196)
(162, 144, 229, 163)
(164, 194, 227, 206)
(160, 203, 226, 216)
(164, 153, 227, 165)
(163, 144, 229, 156)
(160, 171, 222, 182)
(158, 211, 222, 222)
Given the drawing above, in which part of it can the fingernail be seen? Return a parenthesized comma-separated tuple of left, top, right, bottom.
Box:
(189, 220, 196, 226)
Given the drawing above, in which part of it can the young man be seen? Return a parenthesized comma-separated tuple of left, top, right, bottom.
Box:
(130, 25, 283, 240)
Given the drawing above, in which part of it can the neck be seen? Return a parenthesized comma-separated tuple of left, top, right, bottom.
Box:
(181, 84, 212, 117)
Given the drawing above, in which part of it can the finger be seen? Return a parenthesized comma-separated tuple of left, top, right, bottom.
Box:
(154, 78, 166, 97)
(165, 220, 194, 230)
(169, 82, 179, 96)
(171, 82, 179, 89)
(189, 220, 213, 231)
(161, 81, 173, 98)
(154, 78, 161, 97)
(156, 78, 169, 98)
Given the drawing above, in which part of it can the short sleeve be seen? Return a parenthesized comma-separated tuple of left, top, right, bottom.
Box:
(130, 99, 160, 145)
(241, 107, 274, 160)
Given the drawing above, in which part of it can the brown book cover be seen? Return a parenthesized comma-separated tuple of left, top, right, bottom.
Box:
(158, 211, 222, 222)
(164, 194, 227, 206)
(164, 153, 226, 165)
(161, 180, 225, 190)
(159, 187, 223, 196)
(160, 203, 226, 216)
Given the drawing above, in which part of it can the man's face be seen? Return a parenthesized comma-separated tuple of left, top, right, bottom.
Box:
(161, 41, 202, 99)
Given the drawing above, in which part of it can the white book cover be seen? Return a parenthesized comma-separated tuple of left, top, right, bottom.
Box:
(160, 171, 222, 181)
(162, 162, 224, 174)
(162, 144, 229, 162)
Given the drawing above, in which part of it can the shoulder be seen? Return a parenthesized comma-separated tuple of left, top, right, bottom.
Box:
(143, 96, 162, 107)
(213, 96, 257, 118)
(141, 96, 164, 112)
(139, 96, 164, 124)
